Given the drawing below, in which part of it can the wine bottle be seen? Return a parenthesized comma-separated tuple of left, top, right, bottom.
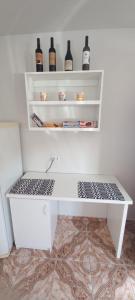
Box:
(49, 37, 56, 71)
(65, 40, 73, 71)
(35, 38, 43, 72)
(82, 36, 90, 70)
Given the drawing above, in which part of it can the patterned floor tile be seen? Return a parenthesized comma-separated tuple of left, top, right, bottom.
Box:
(126, 264, 135, 297)
(125, 220, 135, 234)
(122, 229, 135, 265)
(91, 263, 135, 300)
(10, 245, 50, 260)
(0, 279, 19, 300)
(86, 217, 107, 232)
(87, 226, 124, 265)
(88, 223, 114, 247)
(56, 215, 107, 233)
(2, 216, 135, 300)
(0, 256, 92, 300)
(0, 253, 36, 287)
(11, 216, 122, 264)
(11, 231, 90, 262)
(56, 215, 88, 232)
(51, 230, 90, 261)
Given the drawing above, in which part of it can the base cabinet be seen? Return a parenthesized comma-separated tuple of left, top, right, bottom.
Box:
(9, 198, 58, 251)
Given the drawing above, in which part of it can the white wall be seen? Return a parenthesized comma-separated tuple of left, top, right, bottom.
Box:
(0, 29, 135, 218)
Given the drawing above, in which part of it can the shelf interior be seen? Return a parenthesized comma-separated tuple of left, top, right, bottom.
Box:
(29, 105, 99, 122)
(25, 71, 103, 133)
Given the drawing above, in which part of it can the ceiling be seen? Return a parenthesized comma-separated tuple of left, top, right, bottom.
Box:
(0, 0, 135, 35)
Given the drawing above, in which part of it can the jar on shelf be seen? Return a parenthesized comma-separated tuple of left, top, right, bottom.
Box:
(40, 92, 48, 101)
(58, 90, 66, 101)
(75, 91, 85, 101)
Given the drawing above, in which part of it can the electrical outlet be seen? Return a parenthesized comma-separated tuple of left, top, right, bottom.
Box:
(55, 155, 60, 161)
(50, 154, 60, 161)
(53, 155, 60, 161)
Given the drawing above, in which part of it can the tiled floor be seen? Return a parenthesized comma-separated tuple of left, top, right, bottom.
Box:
(0, 216, 135, 300)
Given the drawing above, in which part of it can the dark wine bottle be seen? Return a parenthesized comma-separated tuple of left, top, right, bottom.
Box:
(49, 37, 56, 71)
(82, 36, 90, 70)
(65, 40, 73, 71)
(35, 38, 43, 72)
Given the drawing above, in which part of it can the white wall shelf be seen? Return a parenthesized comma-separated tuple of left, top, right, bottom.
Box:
(29, 100, 101, 106)
(30, 127, 100, 132)
(25, 70, 104, 132)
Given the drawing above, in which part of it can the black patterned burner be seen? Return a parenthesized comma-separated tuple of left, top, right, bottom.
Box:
(78, 182, 124, 201)
(10, 178, 55, 196)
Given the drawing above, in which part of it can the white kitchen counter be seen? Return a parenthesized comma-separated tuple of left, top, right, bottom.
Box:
(7, 172, 132, 205)
(7, 172, 133, 258)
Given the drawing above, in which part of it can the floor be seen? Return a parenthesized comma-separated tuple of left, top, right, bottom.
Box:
(0, 216, 135, 300)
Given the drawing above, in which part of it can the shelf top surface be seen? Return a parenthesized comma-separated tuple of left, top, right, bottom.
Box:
(29, 127, 99, 132)
(25, 70, 104, 75)
(29, 100, 100, 106)
(25, 70, 104, 81)
(7, 172, 132, 205)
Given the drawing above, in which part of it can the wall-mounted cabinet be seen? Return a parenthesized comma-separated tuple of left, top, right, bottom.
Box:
(25, 70, 104, 132)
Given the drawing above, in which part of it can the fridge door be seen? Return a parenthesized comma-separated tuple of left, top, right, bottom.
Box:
(0, 123, 23, 256)
(0, 189, 10, 257)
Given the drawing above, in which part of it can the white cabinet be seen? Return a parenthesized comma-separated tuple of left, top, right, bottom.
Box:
(0, 123, 22, 257)
(25, 70, 104, 132)
(10, 198, 58, 250)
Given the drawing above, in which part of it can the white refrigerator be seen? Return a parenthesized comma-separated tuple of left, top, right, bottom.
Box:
(0, 122, 22, 257)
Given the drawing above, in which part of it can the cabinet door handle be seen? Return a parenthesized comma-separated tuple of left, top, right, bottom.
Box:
(43, 205, 47, 215)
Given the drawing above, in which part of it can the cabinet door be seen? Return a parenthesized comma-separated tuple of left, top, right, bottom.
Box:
(10, 198, 51, 250)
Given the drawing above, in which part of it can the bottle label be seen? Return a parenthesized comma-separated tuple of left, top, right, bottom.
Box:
(36, 53, 43, 64)
(65, 60, 73, 71)
(49, 52, 56, 65)
(83, 51, 90, 65)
